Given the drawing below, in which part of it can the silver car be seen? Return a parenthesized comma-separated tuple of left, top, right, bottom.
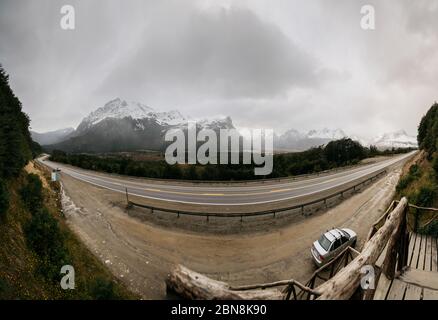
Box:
(311, 228, 357, 267)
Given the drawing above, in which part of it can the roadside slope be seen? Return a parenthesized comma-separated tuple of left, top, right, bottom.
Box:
(0, 163, 136, 299)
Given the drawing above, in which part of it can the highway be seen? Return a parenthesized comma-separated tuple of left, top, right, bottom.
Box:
(37, 152, 415, 206)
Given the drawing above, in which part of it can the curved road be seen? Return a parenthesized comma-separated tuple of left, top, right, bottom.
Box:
(38, 152, 415, 206)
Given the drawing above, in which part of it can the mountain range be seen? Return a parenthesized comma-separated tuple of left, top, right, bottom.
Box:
(34, 98, 418, 153)
(274, 128, 418, 151)
(39, 98, 235, 153)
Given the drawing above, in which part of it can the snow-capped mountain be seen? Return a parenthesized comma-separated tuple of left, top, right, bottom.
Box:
(76, 98, 187, 133)
(45, 98, 234, 153)
(275, 128, 347, 151)
(306, 128, 347, 140)
(372, 130, 418, 150)
(274, 128, 417, 151)
(41, 98, 417, 153)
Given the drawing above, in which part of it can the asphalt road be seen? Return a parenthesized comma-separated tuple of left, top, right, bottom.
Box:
(37, 152, 415, 206)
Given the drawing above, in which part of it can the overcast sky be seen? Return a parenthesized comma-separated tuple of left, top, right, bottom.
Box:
(0, 0, 437, 138)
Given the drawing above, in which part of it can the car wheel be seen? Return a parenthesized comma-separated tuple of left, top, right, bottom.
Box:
(352, 239, 357, 248)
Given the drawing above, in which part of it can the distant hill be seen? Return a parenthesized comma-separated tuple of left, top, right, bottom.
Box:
(31, 128, 74, 145)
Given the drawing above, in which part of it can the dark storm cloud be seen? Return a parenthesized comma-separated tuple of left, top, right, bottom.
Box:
(0, 0, 437, 137)
(99, 6, 320, 100)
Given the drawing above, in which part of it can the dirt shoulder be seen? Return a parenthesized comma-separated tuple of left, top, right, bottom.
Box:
(57, 160, 405, 299)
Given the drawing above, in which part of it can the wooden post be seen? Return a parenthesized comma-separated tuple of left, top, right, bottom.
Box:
(382, 204, 407, 279)
(397, 207, 409, 271)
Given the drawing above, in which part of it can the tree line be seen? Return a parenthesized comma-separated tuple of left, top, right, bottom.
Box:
(0, 65, 41, 220)
(50, 138, 414, 181)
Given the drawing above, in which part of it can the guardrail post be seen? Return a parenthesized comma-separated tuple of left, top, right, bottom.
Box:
(301, 205, 305, 215)
(273, 212, 276, 218)
(125, 187, 129, 205)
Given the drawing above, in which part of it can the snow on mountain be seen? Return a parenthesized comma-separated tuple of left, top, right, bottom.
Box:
(306, 128, 347, 140)
(154, 110, 187, 125)
(77, 98, 234, 132)
(273, 128, 417, 151)
(281, 129, 306, 141)
(372, 130, 418, 150)
(82, 98, 154, 127)
(45, 97, 417, 153)
(346, 134, 371, 147)
(274, 128, 348, 151)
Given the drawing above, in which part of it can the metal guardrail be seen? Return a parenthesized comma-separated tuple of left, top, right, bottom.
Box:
(127, 169, 388, 220)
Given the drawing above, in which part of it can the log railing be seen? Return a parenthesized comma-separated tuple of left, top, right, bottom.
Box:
(166, 245, 360, 300)
(284, 246, 360, 300)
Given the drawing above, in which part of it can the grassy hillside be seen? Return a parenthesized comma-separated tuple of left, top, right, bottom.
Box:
(396, 103, 438, 236)
(0, 166, 136, 299)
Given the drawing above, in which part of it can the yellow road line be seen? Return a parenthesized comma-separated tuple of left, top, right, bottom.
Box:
(141, 188, 291, 197)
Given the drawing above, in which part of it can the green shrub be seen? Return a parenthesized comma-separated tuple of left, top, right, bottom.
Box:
(90, 278, 120, 300)
(408, 164, 421, 178)
(24, 208, 69, 281)
(0, 179, 9, 219)
(411, 185, 437, 207)
(20, 173, 43, 214)
(420, 220, 438, 237)
(396, 164, 423, 193)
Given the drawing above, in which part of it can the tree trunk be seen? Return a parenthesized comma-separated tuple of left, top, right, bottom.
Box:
(166, 265, 284, 300)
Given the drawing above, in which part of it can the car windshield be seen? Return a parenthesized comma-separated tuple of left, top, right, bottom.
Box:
(340, 230, 350, 240)
(318, 235, 332, 251)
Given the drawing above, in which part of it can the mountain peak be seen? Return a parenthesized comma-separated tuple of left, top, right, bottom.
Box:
(306, 128, 346, 140)
(372, 129, 417, 149)
(80, 99, 155, 129)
